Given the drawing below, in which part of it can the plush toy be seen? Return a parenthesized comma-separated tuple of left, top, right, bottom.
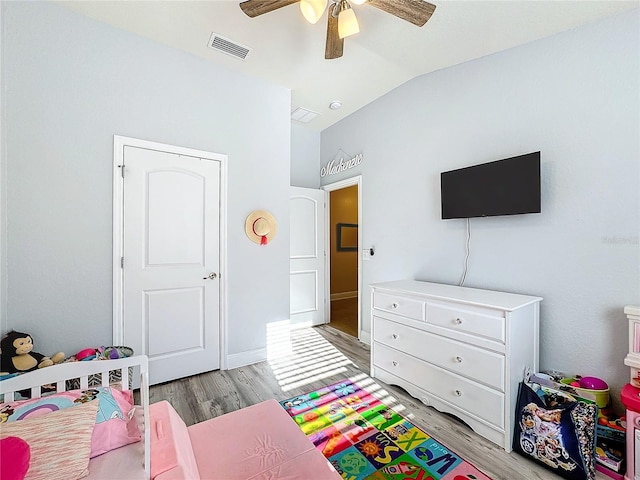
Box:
(75, 346, 134, 361)
(0, 331, 65, 375)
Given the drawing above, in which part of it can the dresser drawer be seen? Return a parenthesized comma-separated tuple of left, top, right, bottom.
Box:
(373, 317, 505, 390)
(373, 343, 504, 428)
(426, 302, 505, 343)
(373, 292, 425, 321)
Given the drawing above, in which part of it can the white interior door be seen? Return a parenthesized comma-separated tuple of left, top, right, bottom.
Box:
(290, 187, 326, 326)
(122, 145, 221, 385)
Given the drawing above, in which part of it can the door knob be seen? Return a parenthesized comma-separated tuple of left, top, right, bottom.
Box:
(203, 272, 218, 280)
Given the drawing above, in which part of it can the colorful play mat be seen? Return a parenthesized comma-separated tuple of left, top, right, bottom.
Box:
(280, 378, 491, 480)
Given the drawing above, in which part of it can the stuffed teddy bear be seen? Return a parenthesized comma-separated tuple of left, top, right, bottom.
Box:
(0, 331, 65, 375)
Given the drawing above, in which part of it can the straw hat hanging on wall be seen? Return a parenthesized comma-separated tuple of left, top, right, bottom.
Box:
(245, 210, 277, 245)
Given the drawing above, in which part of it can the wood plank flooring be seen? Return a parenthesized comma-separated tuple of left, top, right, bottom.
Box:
(330, 298, 359, 337)
(150, 325, 603, 479)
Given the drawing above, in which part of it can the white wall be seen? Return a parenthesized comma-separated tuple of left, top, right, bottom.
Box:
(321, 10, 640, 403)
(1, 2, 291, 364)
(291, 123, 321, 188)
(0, 1, 6, 337)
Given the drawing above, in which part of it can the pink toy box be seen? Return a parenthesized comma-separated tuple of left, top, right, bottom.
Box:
(622, 384, 640, 480)
(622, 305, 640, 480)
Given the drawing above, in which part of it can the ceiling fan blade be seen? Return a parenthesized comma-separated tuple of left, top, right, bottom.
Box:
(367, 0, 435, 27)
(239, 0, 299, 17)
(325, 12, 344, 59)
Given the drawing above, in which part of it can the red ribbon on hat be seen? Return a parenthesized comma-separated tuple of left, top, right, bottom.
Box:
(253, 218, 269, 245)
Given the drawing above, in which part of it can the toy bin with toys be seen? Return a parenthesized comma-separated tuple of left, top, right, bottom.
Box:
(596, 408, 627, 479)
(558, 375, 611, 409)
(513, 372, 599, 480)
(532, 372, 611, 408)
(530, 371, 627, 478)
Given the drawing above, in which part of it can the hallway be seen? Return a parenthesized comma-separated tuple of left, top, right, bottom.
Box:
(329, 297, 358, 337)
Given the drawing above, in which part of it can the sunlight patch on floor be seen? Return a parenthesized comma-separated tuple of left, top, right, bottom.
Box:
(265, 323, 411, 420)
(265, 319, 295, 359)
(266, 324, 360, 392)
(264, 323, 429, 465)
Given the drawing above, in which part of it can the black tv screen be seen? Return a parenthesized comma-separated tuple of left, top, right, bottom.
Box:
(441, 152, 541, 219)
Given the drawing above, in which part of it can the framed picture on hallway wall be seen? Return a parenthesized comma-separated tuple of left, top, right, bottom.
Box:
(337, 223, 358, 251)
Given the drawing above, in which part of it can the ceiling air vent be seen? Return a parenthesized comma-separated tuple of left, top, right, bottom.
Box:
(208, 33, 251, 61)
(291, 107, 320, 123)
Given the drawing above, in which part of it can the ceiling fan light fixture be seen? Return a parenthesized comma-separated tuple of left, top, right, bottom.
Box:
(300, 0, 327, 24)
(337, 0, 359, 39)
(350, 0, 367, 5)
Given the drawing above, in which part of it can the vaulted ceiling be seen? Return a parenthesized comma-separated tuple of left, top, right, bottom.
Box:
(58, 0, 638, 131)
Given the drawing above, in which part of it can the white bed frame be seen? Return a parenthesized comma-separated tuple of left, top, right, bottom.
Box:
(0, 355, 150, 479)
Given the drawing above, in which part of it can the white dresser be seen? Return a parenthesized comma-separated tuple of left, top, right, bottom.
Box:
(370, 280, 542, 452)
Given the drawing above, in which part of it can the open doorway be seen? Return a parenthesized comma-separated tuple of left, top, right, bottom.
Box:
(324, 176, 362, 339)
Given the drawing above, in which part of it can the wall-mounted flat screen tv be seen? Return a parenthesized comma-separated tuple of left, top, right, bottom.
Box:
(441, 151, 541, 219)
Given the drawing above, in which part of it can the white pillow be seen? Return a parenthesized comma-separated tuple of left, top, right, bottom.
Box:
(0, 399, 98, 480)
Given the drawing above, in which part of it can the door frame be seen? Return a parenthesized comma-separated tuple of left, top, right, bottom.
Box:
(322, 175, 363, 340)
(112, 135, 229, 370)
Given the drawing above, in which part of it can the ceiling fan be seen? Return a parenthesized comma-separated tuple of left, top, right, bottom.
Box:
(239, 0, 436, 60)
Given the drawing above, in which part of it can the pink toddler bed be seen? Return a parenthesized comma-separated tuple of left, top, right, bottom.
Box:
(0, 355, 150, 480)
(0, 356, 339, 480)
(151, 399, 340, 480)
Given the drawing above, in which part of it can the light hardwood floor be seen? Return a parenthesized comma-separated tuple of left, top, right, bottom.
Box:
(150, 325, 604, 479)
(330, 298, 358, 337)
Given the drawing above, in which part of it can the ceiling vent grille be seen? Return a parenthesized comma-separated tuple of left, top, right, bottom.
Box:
(291, 107, 320, 123)
(208, 33, 251, 60)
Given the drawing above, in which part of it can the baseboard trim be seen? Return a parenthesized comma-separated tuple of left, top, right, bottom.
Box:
(331, 291, 358, 301)
(225, 348, 266, 370)
(225, 323, 368, 369)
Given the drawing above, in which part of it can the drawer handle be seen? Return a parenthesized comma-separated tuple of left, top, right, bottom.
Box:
(392, 333, 398, 340)
(454, 317, 463, 325)
(454, 356, 463, 363)
(392, 361, 398, 367)
(392, 302, 399, 309)
(455, 389, 462, 397)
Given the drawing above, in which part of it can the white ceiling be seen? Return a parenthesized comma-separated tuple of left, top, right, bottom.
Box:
(58, 0, 638, 131)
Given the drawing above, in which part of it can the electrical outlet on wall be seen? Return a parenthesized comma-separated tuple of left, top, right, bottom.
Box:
(362, 249, 370, 261)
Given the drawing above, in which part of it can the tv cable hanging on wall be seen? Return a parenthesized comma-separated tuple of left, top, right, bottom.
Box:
(459, 218, 470, 287)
